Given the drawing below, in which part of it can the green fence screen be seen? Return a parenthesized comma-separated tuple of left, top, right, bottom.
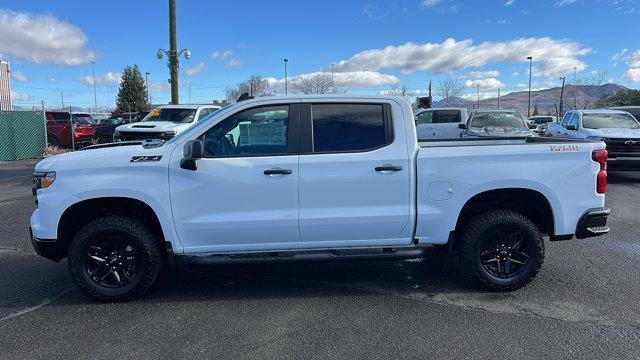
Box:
(0, 111, 46, 161)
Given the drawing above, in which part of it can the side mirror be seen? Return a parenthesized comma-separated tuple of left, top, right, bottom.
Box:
(527, 121, 537, 129)
(458, 123, 467, 129)
(180, 139, 204, 170)
(565, 124, 577, 131)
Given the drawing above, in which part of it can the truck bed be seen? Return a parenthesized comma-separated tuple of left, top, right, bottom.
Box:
(419, 136, 598, 148)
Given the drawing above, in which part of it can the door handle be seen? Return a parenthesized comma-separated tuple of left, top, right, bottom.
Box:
(375, 165, 403, 172)
(264, 168, 292, 176)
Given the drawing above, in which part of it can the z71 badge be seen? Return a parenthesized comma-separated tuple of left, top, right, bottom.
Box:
(549, 145, 581, 152)
(130, 155, 162, 162)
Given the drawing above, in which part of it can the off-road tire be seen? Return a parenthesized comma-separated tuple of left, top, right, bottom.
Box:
(67, 216, 162, 301)
(458, 209, 545, 291)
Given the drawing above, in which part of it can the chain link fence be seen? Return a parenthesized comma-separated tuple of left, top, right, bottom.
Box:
(0, 110, 46, 161)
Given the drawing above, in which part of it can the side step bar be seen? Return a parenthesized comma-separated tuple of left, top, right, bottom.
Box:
(178, 247, 429, 266)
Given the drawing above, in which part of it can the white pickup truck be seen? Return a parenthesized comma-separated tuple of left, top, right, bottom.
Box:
(30, 95, 610, 301)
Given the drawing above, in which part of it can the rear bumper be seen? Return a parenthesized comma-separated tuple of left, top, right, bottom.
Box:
(575, 207, 610, 239)
(29, 227, 64, 262)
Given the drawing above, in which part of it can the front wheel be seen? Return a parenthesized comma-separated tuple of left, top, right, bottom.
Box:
(67, 216, 163, 301)
(458, 209, 544, 291)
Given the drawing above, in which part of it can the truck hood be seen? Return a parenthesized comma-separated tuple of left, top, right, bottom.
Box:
(116, 121, 192, 133)
(35, 142, 173, 172)
(467, 127, 533, 137)
(587, 128, 640, 139)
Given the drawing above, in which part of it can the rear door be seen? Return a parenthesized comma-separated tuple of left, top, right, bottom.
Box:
(298, 101, 413, 248)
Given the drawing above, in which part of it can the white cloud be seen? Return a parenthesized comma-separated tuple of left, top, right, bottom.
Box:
(555, 0, 577, 6)
(78, 72, 120, 87)
(505, 0, 515, 5)
(149, 82, 170, 91)
(421, 0, 440, 7)
(331, 37, 590, 77)
(48, 77, 58, 83)
(626, 50, 640, 68)
(611, 48, 628, 62)
(625, 68, 640, 83)
(184, 62, 207, 76)
(466, 70, 500, 79)
(12, 70, 29, 82)
(225, 58, 243, 69)
(10, 90, 30, 100)
(0, 9, 96, 66)
(211, 50, 234, 60)
(266, 70, 399, 92)
(464, 78, 505, 89)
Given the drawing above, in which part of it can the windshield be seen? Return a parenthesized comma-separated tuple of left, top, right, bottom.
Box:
(531, 117, 554, 124)
(470, 112, 525, 128)
(142, 108, 197, 123)
(582, 113, 640, 129)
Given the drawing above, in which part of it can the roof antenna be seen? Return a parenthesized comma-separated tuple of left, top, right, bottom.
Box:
(237, 93, 254, 102)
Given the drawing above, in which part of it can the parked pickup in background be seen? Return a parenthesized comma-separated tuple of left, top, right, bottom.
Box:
(114, 104, 221, 142)
(528, 115, 557, 136)
(414, 107, 468, 140)
(30, 95, 609, 301)
(547, 109, 640, 170)
(460, 109, 534, 138)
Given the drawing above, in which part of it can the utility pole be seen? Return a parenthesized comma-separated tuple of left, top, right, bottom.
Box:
(188, 80, 192, 105)
(60, 90, 64, 108)
(497, 88, 500, 109)
(90, 61, 97, 113)
(527, 56, 533, 118)
(145, 72, 150, 105)
(284, 58, 289, 95)
(572, 66, 578, 110)
(157, 0, 190, 105)
(476, 84, 480, 109)
(559, 76, 566, 117)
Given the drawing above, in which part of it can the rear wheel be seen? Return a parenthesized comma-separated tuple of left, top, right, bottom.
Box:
(67, 216, 162, 301)
(458, 209, 544, 291)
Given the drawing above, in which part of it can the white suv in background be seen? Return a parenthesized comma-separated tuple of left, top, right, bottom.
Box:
(414, 107, 468, 140)
(114, 104, 221, 142)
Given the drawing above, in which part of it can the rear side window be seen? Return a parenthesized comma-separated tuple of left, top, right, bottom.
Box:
(51, 113, 70, 122)
(432, 110, 461, 123)
(312, 104, 390, 152)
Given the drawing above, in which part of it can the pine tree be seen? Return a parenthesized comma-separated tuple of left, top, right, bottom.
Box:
(115, 65, 149, 113)
(533, 104, 539, 116)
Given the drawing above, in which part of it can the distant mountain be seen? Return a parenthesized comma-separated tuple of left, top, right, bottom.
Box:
(433, 84, 627, 116)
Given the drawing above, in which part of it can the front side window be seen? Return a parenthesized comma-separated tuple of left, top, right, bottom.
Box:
(569, 114, 580, 129)
(415, 111, 433, 124)
(561, 113, 572, 126)
(312, 104, 389, 152)
(202, 105, 289, 157)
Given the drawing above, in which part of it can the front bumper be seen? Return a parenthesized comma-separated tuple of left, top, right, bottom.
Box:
(29, 227, 64, 262)
(575, 207, 610, 239)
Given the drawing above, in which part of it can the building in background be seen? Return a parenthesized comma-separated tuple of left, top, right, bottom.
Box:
(0, 60, 11, 111)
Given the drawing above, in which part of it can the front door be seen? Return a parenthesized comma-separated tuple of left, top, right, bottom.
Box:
(298, 102, 413, 248)
(169, 104, 301, 253)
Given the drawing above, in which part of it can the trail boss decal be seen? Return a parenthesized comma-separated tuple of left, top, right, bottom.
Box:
(130, 155, 162, 162)
(549, 145, 581, 152)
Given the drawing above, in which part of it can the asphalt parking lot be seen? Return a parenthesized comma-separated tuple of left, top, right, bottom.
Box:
(1, 159, 639, 359)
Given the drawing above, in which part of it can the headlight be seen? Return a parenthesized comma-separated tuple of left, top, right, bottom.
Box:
(32, 171, 56, 194)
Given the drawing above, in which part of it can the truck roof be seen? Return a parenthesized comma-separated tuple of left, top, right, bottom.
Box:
(153, 104, 221, 110)
(573, 109, 629, 114)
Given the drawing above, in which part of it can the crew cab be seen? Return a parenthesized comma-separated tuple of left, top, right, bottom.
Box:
(460, 109, 534, 138)
(547, 109, 640, 170)
(114, 104, 221, 142)
(30, 95, 610, 301)
(45, 111, 97, 148)
(414, 107, 468, 140)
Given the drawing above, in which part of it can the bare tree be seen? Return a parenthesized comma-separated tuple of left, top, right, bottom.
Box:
(386, 83, 410, 96)
(435, 77, 464, 106)
(293, 73, 344, 94)
(569, 71, 608, 110)
(225, 74, 272, 102)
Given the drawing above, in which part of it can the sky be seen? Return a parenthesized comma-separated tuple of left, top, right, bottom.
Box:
(1, 0, 640, 109)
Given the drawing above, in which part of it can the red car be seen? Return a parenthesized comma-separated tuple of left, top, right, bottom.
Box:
(45, 111, 97, 148)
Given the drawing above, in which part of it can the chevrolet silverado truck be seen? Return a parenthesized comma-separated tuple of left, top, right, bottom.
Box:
(547, 109, 640, 170)
(30, 95, 610, 301)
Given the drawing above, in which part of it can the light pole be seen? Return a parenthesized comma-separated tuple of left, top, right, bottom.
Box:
(284, 58, 288, 95)
(90, 61, 97, 113)
(527, 56, 533, 118)
(156, 0, 190, 104)
(145, 72, 150, 105)
(476, 84, 480, 109)
(559, 76, 566, 117)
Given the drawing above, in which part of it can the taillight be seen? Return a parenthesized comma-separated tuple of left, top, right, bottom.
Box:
(592, 149, 607, 194)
